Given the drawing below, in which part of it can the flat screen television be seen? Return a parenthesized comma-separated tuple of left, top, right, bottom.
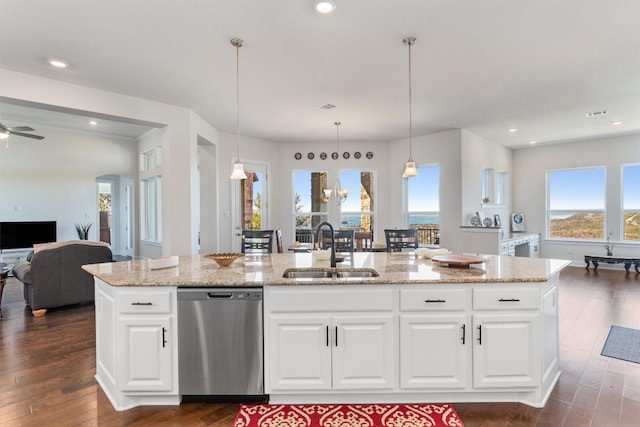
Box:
(0, 221, 57, 250)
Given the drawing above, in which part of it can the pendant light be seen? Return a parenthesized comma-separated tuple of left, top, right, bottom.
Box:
(230, 37, 247, 180)
(402, 36, 418, 178)
(333, 121, 348, 205)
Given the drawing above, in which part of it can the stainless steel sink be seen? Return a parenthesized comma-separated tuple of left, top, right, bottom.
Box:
(282, 268, 380, 279)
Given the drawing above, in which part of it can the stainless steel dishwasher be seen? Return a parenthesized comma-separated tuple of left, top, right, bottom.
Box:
(177, 288, 265, 400)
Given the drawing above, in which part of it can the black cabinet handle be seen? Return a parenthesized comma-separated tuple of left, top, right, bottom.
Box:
(131, 302, 152, 306)
(477, 325, 482, 345)
(498, 298, 520, 302)
(162, 327, 168, 348)
(461, 324, 466, 345)
(326, 325, 329, 347)
(335, 326, 338, 347)
(425, 299, 446, 303)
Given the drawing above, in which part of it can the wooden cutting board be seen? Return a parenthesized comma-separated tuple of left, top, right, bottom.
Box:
(431, 254, 485, 268)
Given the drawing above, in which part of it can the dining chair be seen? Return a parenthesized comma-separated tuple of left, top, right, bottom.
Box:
(241, 229, 274, 253)
(295, 229, 315, 245)
(275, 229, 283, 253)
(384, 228, 418, 252)
(320, 229, 355, 252)
(354, 231, 373, 251)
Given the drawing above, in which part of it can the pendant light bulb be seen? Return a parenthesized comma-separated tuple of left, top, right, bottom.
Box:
(230, 37, 247, 180)
(402, 36, 419, 178)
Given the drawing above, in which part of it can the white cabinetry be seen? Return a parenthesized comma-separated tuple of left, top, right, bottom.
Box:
(267, 287, 395, 392)
(266, 278, 560, 408)
(95, 279, 179, 410)
(399, 289, 470, 389)
(472, 287, 541, 388)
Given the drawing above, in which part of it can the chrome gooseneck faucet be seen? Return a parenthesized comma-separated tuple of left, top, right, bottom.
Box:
(315, 221, 336, 267)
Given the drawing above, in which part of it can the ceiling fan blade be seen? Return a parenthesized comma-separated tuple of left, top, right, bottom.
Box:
(7, 126, 35, 132)
(9, 131, 45, 140)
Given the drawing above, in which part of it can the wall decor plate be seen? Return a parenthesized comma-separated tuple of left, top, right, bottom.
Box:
(354, 151, 361, 159)
(320, 152, 327, 160)
(294, 152, 302, 160)
(332, 152, 339, 160)
(307, 152, 314, 160)
(366, 151, 374, 159)
(343, 152, 350, 159)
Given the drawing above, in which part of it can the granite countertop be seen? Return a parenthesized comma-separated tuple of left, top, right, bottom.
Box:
(82, 252, 570, 287)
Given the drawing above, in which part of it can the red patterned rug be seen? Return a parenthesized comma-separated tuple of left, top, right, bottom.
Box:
(233, 403, 464, 427)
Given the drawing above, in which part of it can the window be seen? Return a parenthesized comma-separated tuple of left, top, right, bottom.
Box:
(293, 171, 329, 230)
(407, 165, 440, 245)
(481, 168, 508, 205)
(547, 167, 605, 240)
(622, 164, 640, 241)
(141, 176, 162, 242)
(339, 170, 375, 231)
(140, 147, 162, 243)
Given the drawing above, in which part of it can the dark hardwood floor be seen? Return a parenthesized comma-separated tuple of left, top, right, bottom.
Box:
(1, 266, 639, 426)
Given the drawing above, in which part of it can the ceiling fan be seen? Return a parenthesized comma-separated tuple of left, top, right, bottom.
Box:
(0, 122, 45, 140)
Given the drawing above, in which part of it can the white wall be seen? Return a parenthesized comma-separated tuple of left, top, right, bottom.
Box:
(0, 126, 137, 245)
(513, 133, 640, 264)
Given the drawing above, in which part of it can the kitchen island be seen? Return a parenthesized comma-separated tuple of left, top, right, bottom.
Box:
(83, 252, 569, 411)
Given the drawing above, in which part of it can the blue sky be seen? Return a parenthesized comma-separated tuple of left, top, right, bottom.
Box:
(407, 166, 440, 212)
(549, 165, 640, 210)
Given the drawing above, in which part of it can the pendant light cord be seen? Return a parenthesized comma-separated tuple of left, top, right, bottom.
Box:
(407, 38, 414, 161)
(235, 41, 241, 161)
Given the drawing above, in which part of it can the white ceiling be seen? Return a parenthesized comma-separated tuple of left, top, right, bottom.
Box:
(0, 0, 639, 147)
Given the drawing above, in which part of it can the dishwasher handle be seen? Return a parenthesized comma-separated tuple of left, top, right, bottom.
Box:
(207, 292, 233, 299)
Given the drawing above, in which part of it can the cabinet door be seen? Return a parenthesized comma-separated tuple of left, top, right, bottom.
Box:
(268, 315, 332, 391)
(473, 313, 540, 388)
(332, 315, 395, 390)
(118, 316, 172, 391)
(400, 314, 469, 389)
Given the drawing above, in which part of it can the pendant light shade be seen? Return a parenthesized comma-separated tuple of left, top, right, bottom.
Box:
(402, 36, 419, 178)
(230, 37, 247, 180)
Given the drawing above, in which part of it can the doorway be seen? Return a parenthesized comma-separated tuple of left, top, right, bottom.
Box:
(231, 162, 268, 252)
(96, 175, 135, 258)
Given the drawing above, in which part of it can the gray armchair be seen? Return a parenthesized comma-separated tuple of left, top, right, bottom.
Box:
(12, 240, 113, 316)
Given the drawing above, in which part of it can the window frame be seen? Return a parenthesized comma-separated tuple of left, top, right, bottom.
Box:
(405, 163, 440, 228)
(338, 168, 377, 232)
(292, 170, 330, 230)
(622, 163, 640, 242)
(546, 166, 606, 241)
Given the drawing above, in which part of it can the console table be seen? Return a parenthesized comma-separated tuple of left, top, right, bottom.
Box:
(584, 255, 640, 272)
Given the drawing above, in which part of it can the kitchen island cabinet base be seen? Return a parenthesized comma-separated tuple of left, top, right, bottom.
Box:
(267, 373, 560, 408)
(95, 374, 181, 411)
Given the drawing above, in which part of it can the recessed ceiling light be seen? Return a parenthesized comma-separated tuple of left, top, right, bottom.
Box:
(507, 127, 518, 133)
(48, 58, 68, 68)
(611, 120, 623, 126)
(529, 140, 537, 144)
(89, 120, 98, 126)
(315, 0, 336, 14)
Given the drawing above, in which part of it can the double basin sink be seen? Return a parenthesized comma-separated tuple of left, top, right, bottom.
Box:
(282, 267, 380, 279)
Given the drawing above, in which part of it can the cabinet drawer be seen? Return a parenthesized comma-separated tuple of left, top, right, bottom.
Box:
(400, 289, 467, 311)
(473, 288, 539, 310)
(269, 288, 393, 312)
(118, 289, 173, 314)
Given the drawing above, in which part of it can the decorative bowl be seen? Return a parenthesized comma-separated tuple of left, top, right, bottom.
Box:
(311, 249, 332, 261)
(205, 253, 243, 267)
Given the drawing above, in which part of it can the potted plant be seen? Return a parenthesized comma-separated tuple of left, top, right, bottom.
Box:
(603, 231, 615, 256)
(75, 223, 92, 240)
